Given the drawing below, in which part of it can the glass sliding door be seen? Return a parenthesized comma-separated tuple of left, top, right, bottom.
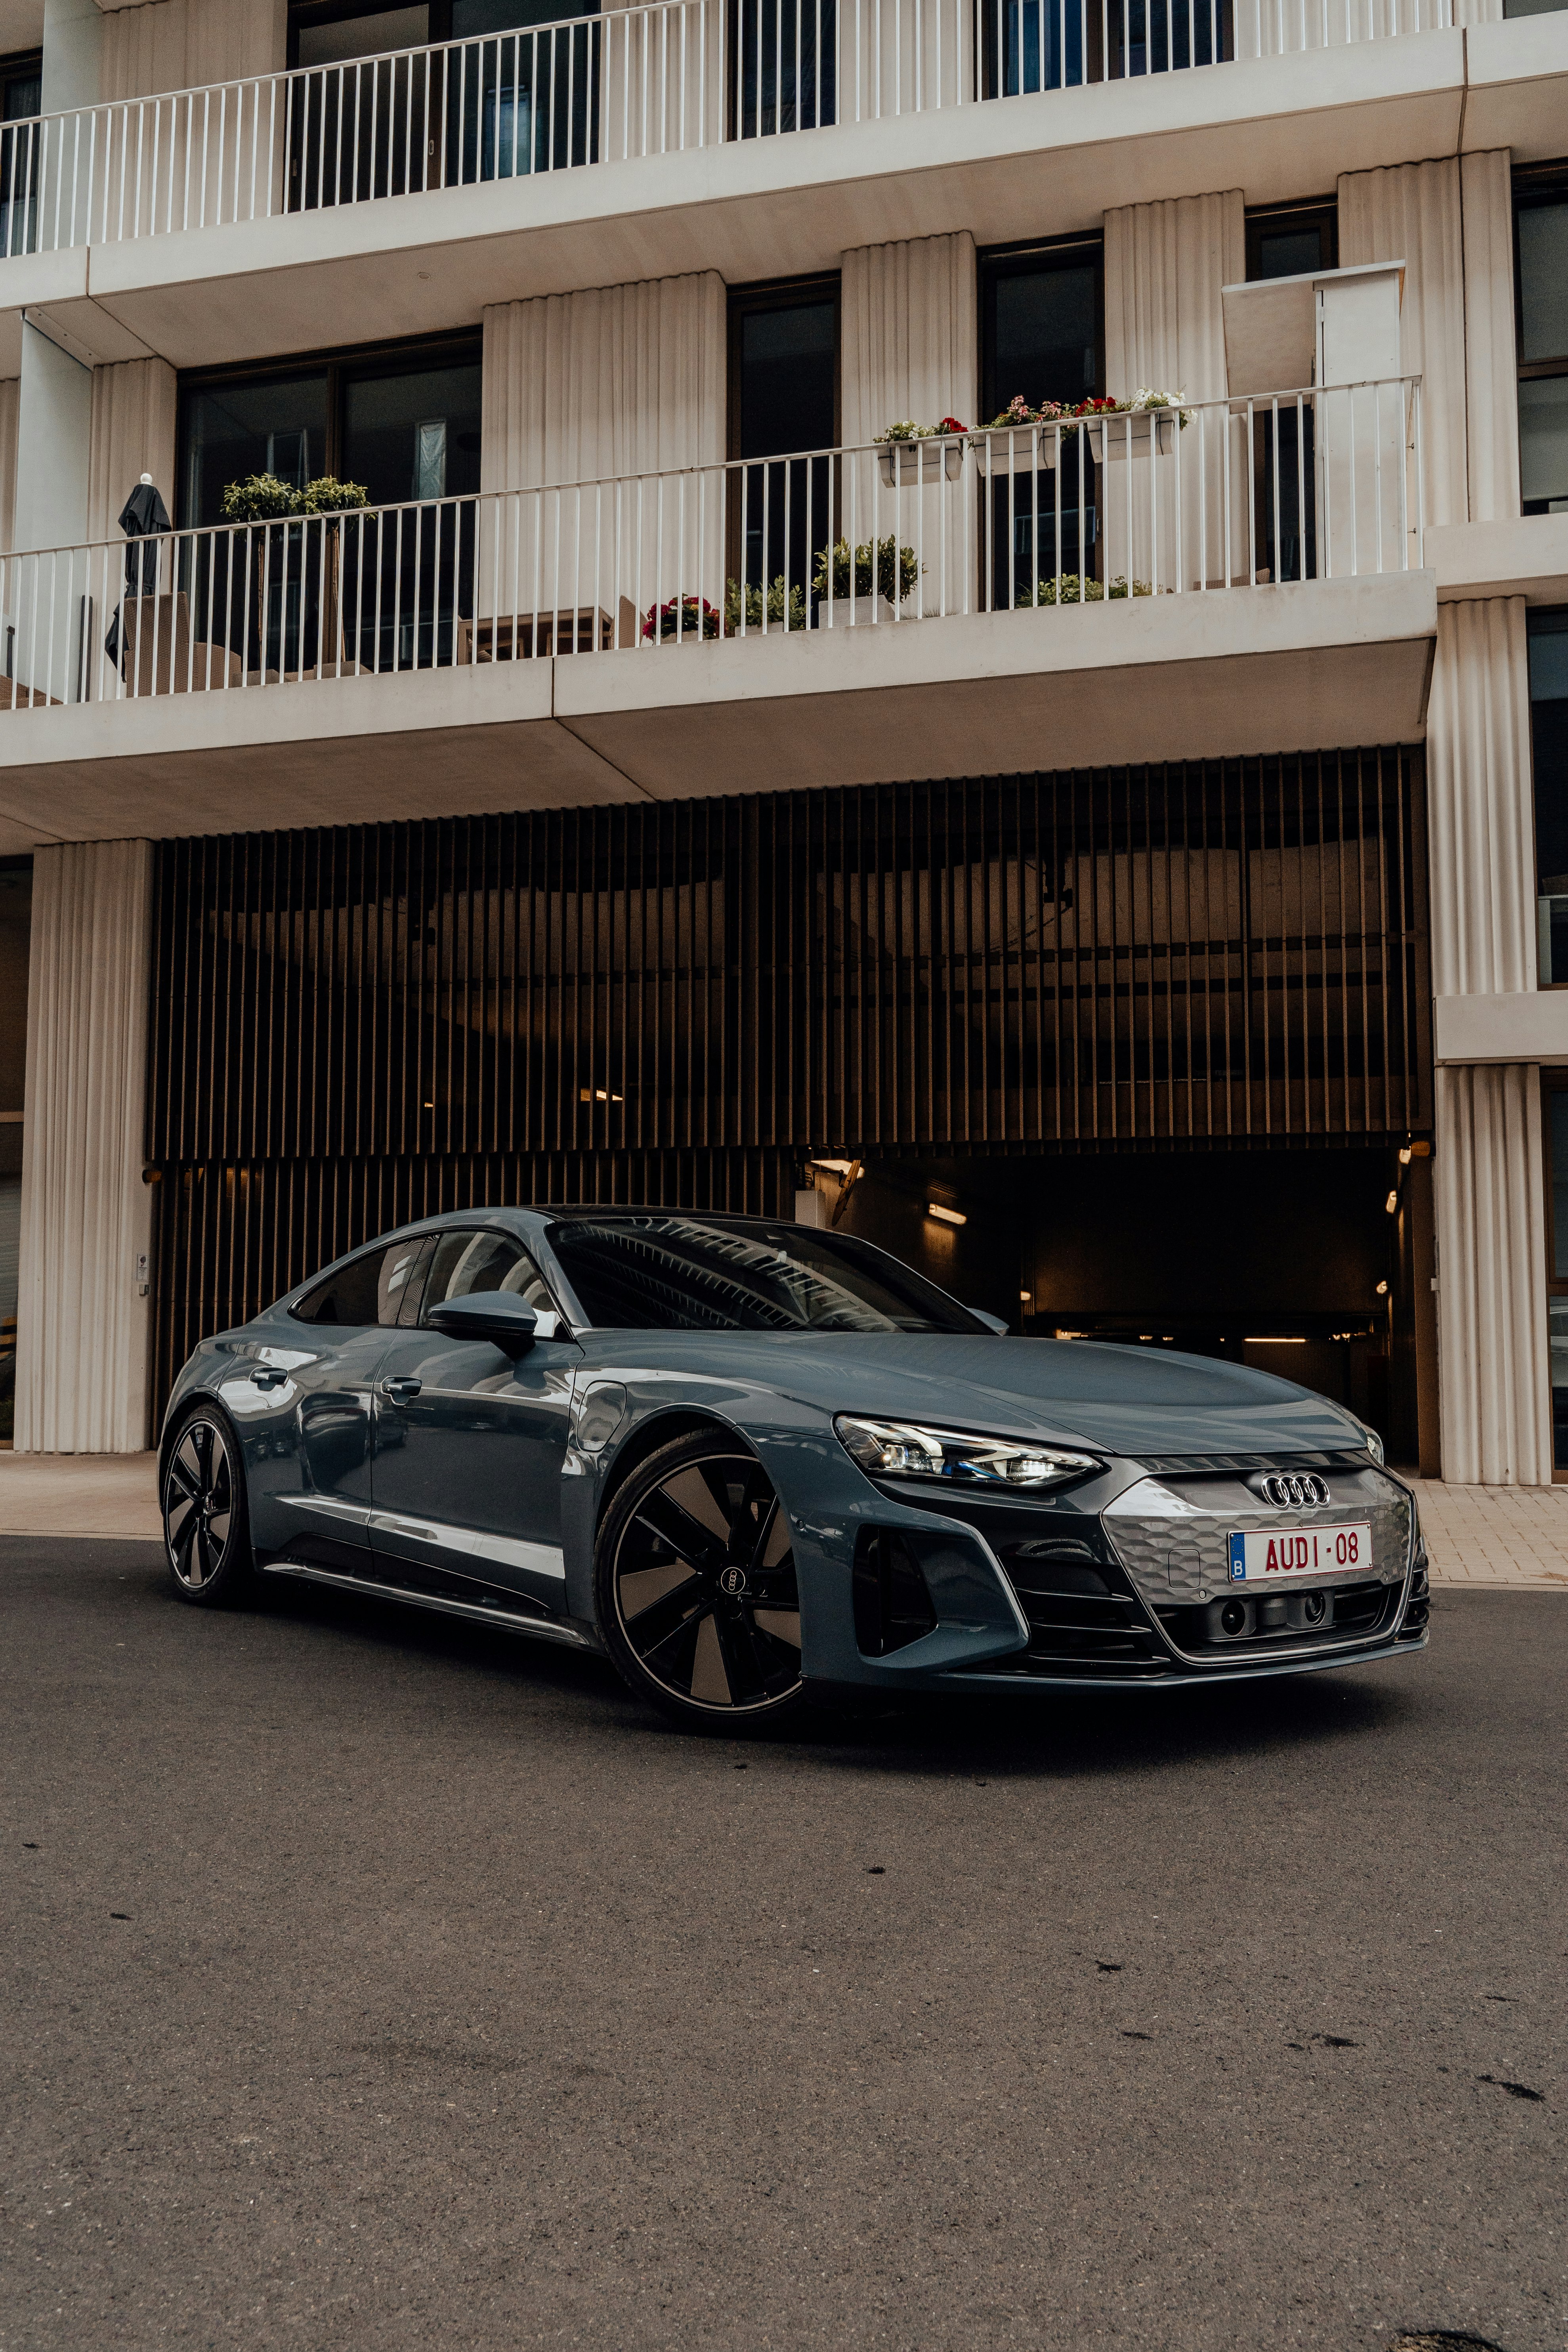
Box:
(339, 359, 483, 668)
(1516, 180, 1568, 516)
(731, 0, 836, 138)
(731, 290, 837, 623)
(980, 246, 1101, 607)
(289, 6, 436, 208)
(447, 0, 601, 179)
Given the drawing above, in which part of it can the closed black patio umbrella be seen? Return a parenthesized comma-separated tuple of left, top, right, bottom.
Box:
(105, 473, 172, 671)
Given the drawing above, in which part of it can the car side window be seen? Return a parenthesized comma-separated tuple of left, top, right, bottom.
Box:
(420, 1229, 560, 1329)
(291, 1236, 432, 1327)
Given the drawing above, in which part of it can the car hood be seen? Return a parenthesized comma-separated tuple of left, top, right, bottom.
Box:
(581, 1331, 1365, 1458)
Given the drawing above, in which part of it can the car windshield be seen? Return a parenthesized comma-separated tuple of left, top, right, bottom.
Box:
(545, 1217, 986, 1334)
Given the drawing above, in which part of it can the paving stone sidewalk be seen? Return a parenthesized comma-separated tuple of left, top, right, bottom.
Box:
(0, 1451, 1562, 1587)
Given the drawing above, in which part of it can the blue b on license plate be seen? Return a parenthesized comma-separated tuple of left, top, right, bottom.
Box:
(1227, 1523, 1372, 1584)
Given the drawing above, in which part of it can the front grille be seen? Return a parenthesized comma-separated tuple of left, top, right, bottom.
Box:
(1156, 1574, 1400, 1659)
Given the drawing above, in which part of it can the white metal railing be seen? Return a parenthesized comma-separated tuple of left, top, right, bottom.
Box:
(0, 0, 1456, 257)
(0, 380, 1421, 713)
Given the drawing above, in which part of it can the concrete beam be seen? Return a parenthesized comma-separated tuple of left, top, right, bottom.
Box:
(1434, 991, 1568, 1066)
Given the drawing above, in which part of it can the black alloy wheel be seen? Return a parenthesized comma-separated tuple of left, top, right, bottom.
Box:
(162, 1408, 253, 1605)
(596, 1432, 804, 1730)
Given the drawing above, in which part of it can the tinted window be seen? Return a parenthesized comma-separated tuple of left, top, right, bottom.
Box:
(985, 259, 1099, 414)
(292, 1234, 430, 1326)
(1534, 611, 1568, 981)
(547, 1217, 985, 1333)
(421, 1229, 556, 1320)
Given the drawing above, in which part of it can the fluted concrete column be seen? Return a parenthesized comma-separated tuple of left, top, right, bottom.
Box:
(15, 840, 156, 1455)
(1426, 598, 1552, 1483)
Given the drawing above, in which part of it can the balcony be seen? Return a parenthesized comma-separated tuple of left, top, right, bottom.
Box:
(1, 0, 1546, 371)
(0, 382, 1435, 847)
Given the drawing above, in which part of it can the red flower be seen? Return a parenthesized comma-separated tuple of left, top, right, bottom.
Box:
(936, 417, 968, 436)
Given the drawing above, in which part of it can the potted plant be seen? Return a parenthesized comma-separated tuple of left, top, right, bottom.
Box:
(723, 575, 808, 634)
(1014, 573, 1153, 605)
(642, 594, 721, 642)
(812, 535, 922, 624)
(974, 391, 1191, 472)
(874, 418, 969, 487)
(219, 472, 368, 674)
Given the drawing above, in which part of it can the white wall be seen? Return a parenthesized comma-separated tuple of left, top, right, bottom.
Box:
(15, 837, 155, 1456)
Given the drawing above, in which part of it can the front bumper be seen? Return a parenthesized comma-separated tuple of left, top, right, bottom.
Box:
(828, 1453, 1429, 1693)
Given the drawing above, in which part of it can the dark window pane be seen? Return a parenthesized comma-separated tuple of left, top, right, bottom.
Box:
(1519, 202, 1568, 363)
(182, 376, 330, 528)
(2, 71, 40, 120)
(739, 302, 837, 458)
(548, 1216, 985, 1332)
(422, 1229, 556, 1317)
(1532, 612, 1568, 982)
(296, 8, 430, 68)
(342, 363, 483, 505)
(1552, 1094, 1568, 1277)
(1520, 375, 1568, 509)
(292, 1237, 427, 1325)
(1255, 227, 1323, 280)
(990, 264, 1098, 410)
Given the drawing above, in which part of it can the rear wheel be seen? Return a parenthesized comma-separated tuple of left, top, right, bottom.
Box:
(161, 1407, 254, 1605)
(596, 1432, 805, 1732)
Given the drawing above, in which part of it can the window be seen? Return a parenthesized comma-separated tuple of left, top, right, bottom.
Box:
(728, 279, 839, 611)
(1532, 611, 1568, 983)
(730, 0, 835, 135)
(1541, 1081, 1568, 1476)
(1242, 202, 1338, 585)
(292, 1234, 434, 1325)
(980, 238, 1103, 604)
(420, 1229, 560, 1324)
(546, 1217, 986, 1332)
(1516, 169, 1568, 516)
(0, 49, 42, 258)
(1245, 199, 1338, 285)
(288, 3, 598, 196)
(178, 335, 482, 674)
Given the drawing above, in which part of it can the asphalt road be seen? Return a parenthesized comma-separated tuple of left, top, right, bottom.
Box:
(1, 1542, 1562, 2352)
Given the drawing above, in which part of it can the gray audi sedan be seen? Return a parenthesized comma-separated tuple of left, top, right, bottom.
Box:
(159, 1208, 1430, 1729)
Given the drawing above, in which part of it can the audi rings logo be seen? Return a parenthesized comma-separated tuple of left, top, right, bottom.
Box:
(1261, 1472, 1330, 1509)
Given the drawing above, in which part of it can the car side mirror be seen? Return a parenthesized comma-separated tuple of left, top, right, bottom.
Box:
(969, 1308, 1009, 1336)
(427, 1291, 539, 1357)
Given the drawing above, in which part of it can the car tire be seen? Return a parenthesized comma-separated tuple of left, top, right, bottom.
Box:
(595, 1431, 806, 1733)
(161, 1405, 255, 1607)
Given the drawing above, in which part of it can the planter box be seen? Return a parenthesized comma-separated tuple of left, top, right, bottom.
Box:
(877, 439, 966, 487)
(1089, 411, 1180, 462)
(818, 596, 912, 628)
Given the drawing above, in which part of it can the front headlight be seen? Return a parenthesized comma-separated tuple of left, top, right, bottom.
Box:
(1360, 1424, 1386, 1467)
(835, 1415, 1100, 1490)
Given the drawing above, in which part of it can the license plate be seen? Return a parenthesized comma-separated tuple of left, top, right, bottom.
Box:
(1226, 1523, 1372, 1584)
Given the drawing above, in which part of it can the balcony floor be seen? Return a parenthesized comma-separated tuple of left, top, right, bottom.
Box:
(0, 571, 1437, 851)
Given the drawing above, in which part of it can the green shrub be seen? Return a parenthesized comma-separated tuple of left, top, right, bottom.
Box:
(724, 575, 808, 633)
(812, 535, 922, 606)
(297, 476, 370, 516)
(220, 473, 300, 524)
(220, 473, 370, 523)
(1015, 573, 1152, 606)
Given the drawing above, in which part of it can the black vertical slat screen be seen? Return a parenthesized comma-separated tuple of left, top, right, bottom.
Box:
(148, 755, 1430, 1408)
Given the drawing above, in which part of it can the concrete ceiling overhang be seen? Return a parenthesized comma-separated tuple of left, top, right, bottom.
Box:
(1, 35, 1477, 371)
(0, 569, 1437, 850)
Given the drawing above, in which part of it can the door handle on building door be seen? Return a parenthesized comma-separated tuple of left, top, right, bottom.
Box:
(380, 1377, 422, 1402)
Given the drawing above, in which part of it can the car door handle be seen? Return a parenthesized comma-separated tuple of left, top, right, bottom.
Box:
(380, 1377, 422, 1402)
